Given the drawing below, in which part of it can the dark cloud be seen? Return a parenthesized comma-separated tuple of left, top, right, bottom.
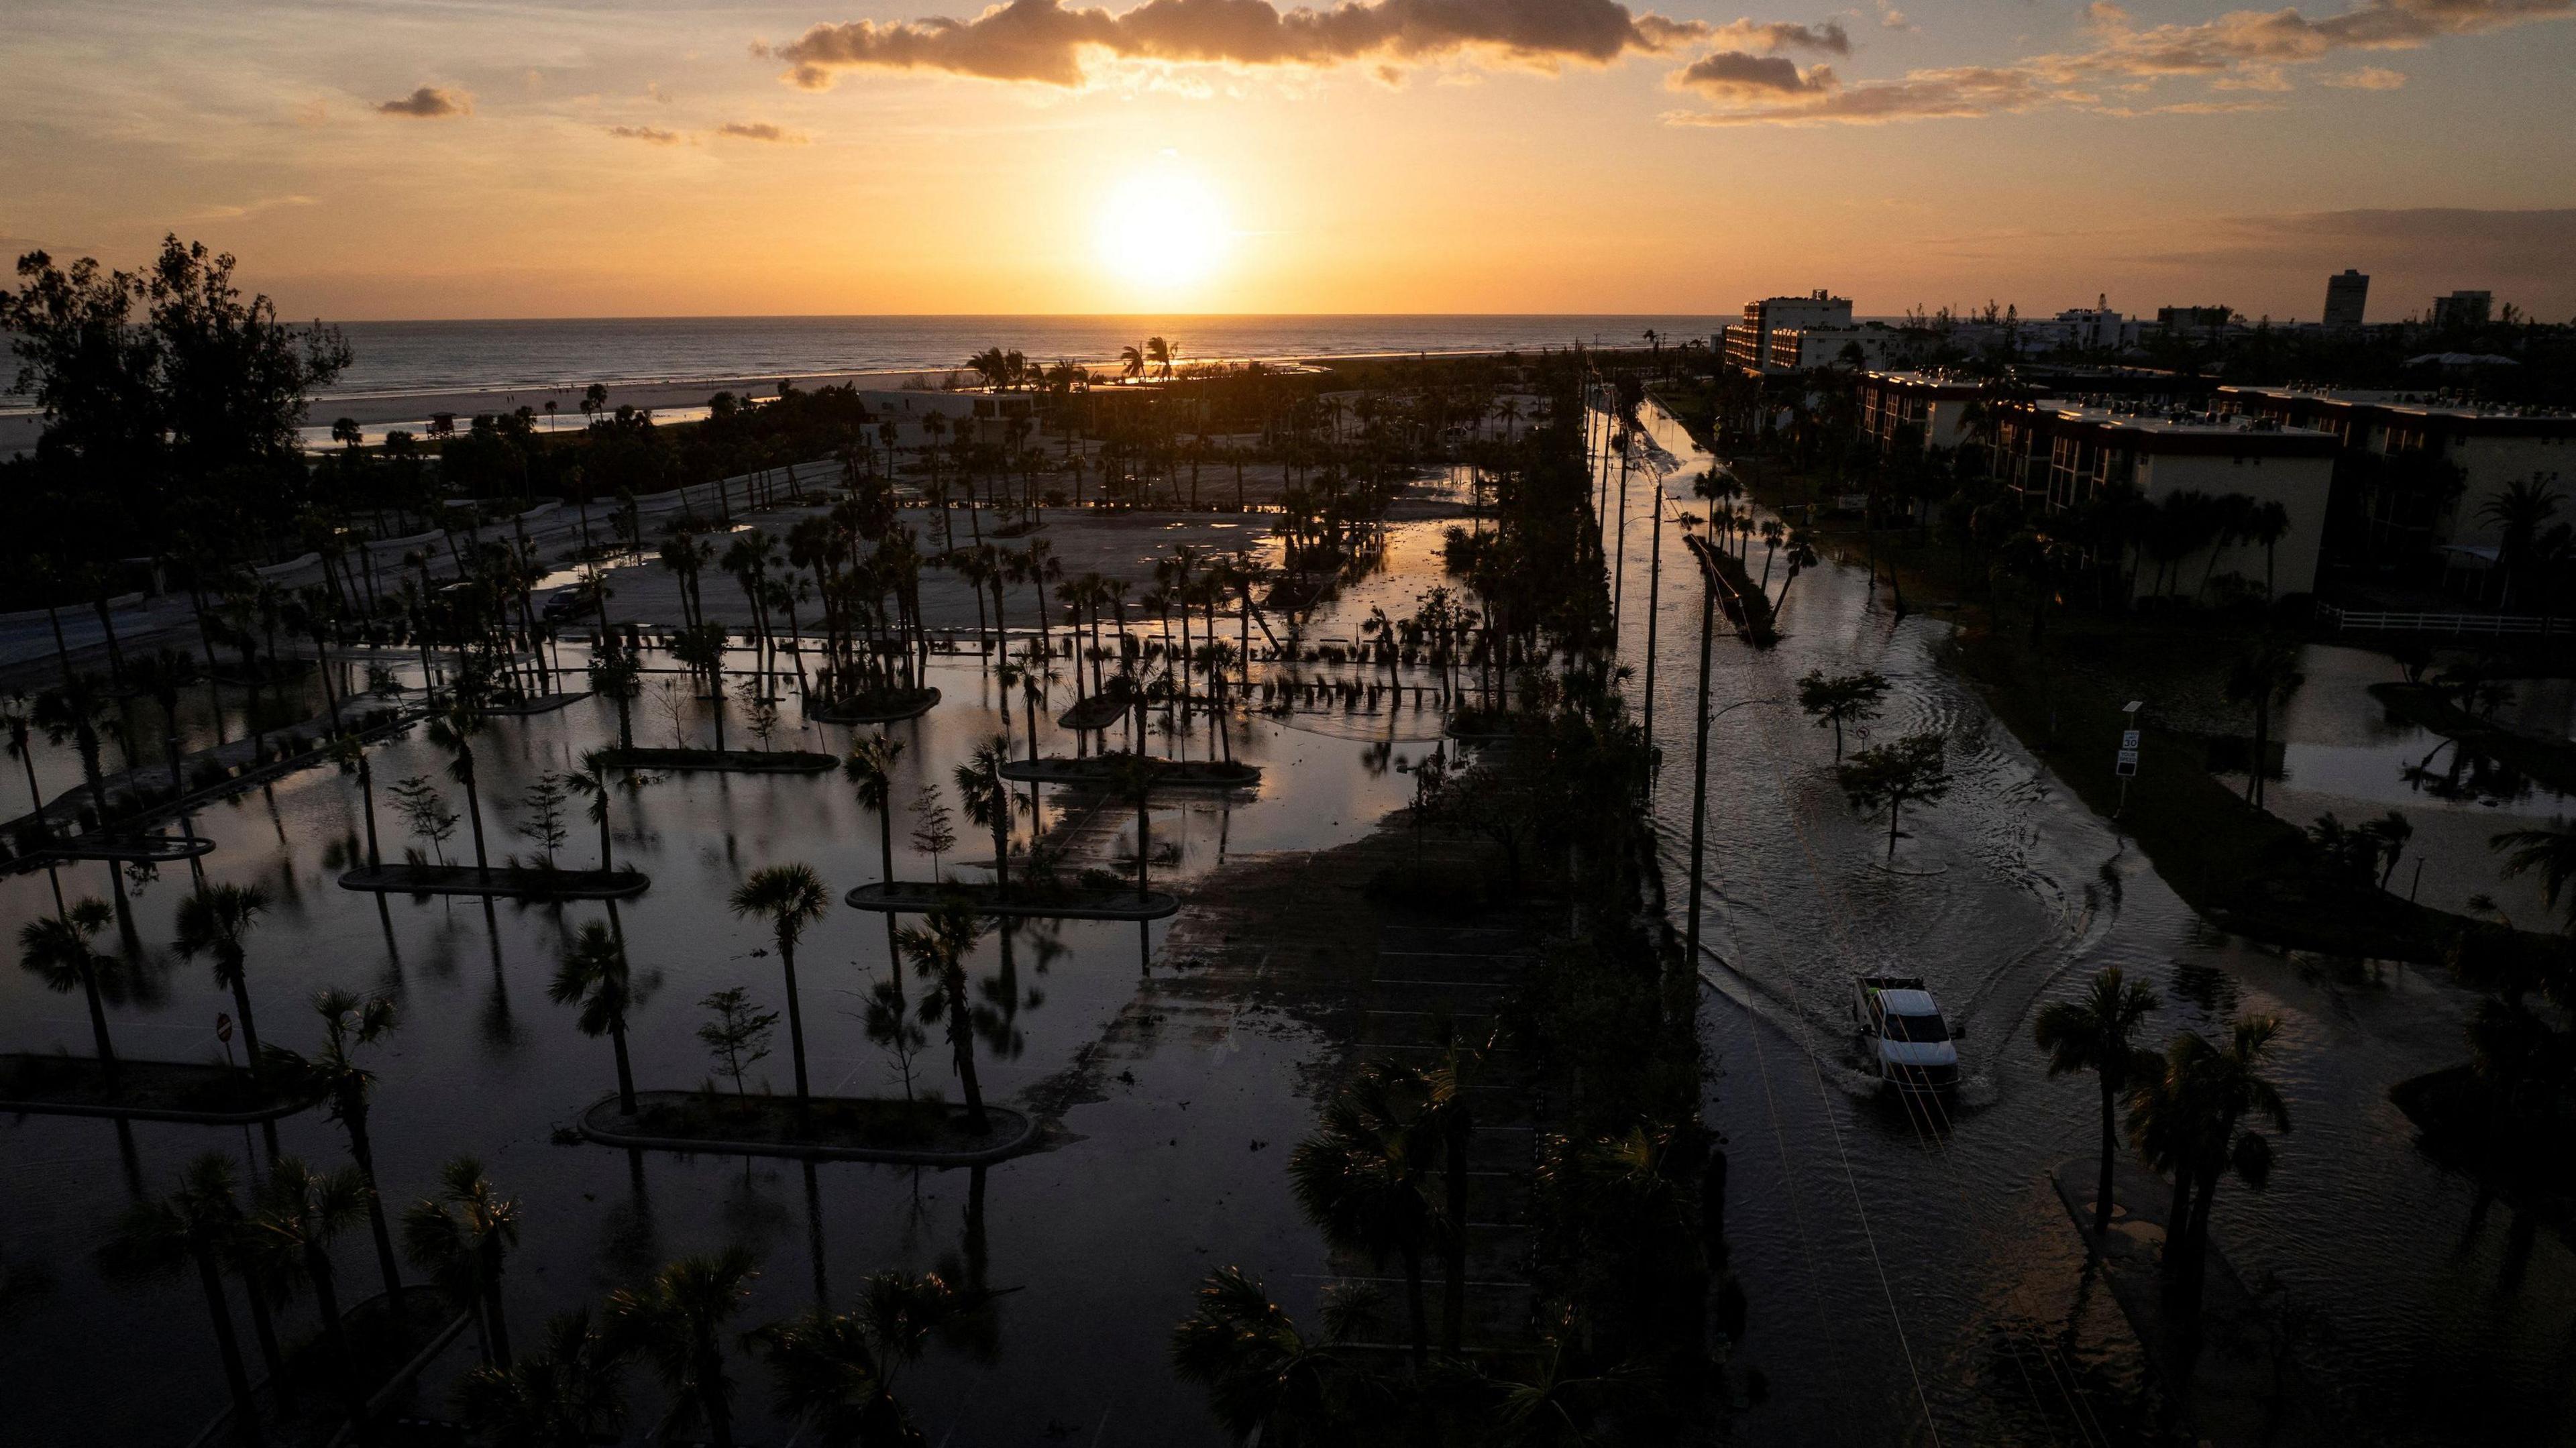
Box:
(1669, 62, 2046, 121)
(377, 86, 470, 118)
(717, 121, 809, 141)
(1669, 0, 2571, 124)
(766, 0, 1715, 87)
(1707, 18, 1849, 52)
(2057, 0, 2571, 78)
(1673, 50, 1831, 97)
(608, 125, 682, 143)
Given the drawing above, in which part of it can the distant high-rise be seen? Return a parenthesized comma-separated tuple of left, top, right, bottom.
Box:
(2430, 289, 2493, 329)
(2323, 270, 2369, 330)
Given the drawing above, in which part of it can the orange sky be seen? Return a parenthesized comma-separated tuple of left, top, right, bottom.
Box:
(5, 0, 2572, 321)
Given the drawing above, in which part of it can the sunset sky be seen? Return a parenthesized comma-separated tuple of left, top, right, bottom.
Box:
(5, 0, 2571, 321)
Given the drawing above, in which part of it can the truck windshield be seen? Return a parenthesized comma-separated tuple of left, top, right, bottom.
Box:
(1885, 1012, 1949, 1044)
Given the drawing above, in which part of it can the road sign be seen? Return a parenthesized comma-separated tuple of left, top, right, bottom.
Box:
(2114, 748, 2139, 778)
(215, 1013, 233, 1044)
(2121, 730, 2141, 749)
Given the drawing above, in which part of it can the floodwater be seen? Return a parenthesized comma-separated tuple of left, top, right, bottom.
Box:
(1608, 396, 2576, 1445)
(11, 412, 2575, 1445)
(0, 584, 1440, 1443)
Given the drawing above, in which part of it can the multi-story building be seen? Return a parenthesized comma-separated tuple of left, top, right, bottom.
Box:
(2214, 386, 2576, 581)
(2323, 270, 2369, 330)
(1723, 290, 1853, 374)
(1855, 370, 1988, 452)
(1858, 370, 2338, 598)
(2430, 290, 2494, 329)
(1992, 400, 2341, 598)
(2154, 305, 2237, 338)
(1766, 321, 1907, 373)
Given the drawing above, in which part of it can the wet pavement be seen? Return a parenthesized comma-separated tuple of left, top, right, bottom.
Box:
(1611, 398, 2576, 1446)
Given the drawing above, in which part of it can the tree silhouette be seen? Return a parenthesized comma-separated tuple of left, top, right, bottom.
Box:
(2034, 967, 2161, 1235)
(731, 863, 832, 1120)
(1835, 732, 1951, 858)
(551, 921, 643, 1114)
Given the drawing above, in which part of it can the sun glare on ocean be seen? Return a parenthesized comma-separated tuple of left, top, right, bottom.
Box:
(1094, 165, 1232, 293)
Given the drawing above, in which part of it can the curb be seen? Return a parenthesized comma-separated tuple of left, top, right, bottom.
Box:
(578, 1095, 1042, 1166)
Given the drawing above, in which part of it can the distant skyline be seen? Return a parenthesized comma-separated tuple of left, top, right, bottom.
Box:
(6, 0, 2572, 321)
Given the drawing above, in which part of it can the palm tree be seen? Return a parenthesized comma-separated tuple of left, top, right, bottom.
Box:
(328, 734, 384, 872)
(403, 1158, 520, 1369)
(1288, 1062, 1442, 1366)
(424, 700, 493, 871)
(248, 1157, 374, 1436)
(562, 748, 644, 874)
(2034, 967, 2161, 1235)
(551, 921, 641, 1115)
(2491, 824, 2576, 928)
(2128, 1020, 2290, 1313)
(2479, 479, 2563, 610)
(605, 1249, 760, 1448)
(753, 1273, 967, 1447)
(34, 670, 119, 825)
(895, 901, 990, 1133)
(1148, 335, 1174, 379)
(104, 1154, 264, 1446)
(457, 1307, 630, 1448)
(19, 898, 120, 1082)
(730, 864, 832, 1119)
(588, 649, 641, 752)
(1169, 1268, 1365, 1445)
(2224, 636, 2304, 808)
(2243, 500, 2292, 602)
(5, 703, 53, 845)
(952, 736, 1016, 897)
(129, 647, 207, 855)
(176, 883, 272, 1077)
(1120, 344, 1146, 382)
(843, 735, 906, 888)
(260, 990, 405, 1299)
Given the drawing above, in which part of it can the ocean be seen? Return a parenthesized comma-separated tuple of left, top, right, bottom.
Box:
(264, 314, 1725, 399)
(2, 313, 1726, 450)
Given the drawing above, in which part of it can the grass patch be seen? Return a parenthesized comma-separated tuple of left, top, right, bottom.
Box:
(590, 746, 837, 773)
(0, 1054, 315, 1119)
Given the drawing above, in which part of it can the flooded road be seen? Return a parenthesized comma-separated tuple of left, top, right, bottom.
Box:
(1609, 398, 2576, 1445)
(10, 425, 2576, 1445)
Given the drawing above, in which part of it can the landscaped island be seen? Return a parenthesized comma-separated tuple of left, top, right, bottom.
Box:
(0, 1054, 320, 1123)
(586, 746, 838, 773)
(337, 862, 649, 900)
(580, 1089, 1037, 1165)
(1000, 753, 1260, 789)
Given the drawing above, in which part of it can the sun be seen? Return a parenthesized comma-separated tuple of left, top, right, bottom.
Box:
(1094, 166, 1232, 294)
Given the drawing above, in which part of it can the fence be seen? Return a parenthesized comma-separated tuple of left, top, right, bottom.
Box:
(2318, 604, 2570, 638)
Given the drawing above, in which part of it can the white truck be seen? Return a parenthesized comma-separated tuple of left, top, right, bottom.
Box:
(1852, 975, 1962, 1094)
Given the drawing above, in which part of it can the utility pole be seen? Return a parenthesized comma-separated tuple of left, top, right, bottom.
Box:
(1685, 550, 1716, 969)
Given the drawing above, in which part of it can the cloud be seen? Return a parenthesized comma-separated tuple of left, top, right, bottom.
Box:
(764, 0, 1718, 88)
(1672, 50, 1833, 97)
(1879, 7, 1912, 30)
(1669, 0, 2570, 124)
(376, 85, 470, 118)
(2057, 0, 2570, 79)
(1705, 17, 1849, 52)
(1668, 62, 2051, 121)
(608, 125, 683, 143)
(717, 120, 810, 142)
(2322, 64, 2407, 85)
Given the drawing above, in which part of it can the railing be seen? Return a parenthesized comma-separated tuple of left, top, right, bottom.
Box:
(2318, 604, 2570, 637)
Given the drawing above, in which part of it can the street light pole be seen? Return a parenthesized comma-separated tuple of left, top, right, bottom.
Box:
(1681, 527, 1782, 972)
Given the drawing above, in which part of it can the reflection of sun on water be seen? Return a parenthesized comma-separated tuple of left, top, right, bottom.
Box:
(1095, 167, 1232, 291)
